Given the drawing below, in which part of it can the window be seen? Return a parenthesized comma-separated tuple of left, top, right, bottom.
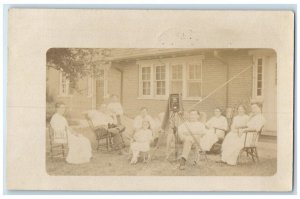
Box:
(59, 71, 71, 96)
(253, 57, 264, 98)
(187, 63, 202, 97)
(138, 57, 203, 100)
(140, 66, 152, 96)
(256, 59, 263, 96)
(170, 64, 183, 94)
(155, 65, 166, 95)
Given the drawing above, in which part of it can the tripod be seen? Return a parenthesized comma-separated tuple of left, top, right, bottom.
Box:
(169, 111, 181, 159)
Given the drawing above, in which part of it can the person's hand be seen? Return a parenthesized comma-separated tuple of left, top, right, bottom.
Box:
(238, 129, 246, 137)
(73, 131, 79, 136)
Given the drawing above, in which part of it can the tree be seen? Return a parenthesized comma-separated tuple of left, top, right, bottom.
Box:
(46, 48, 111, 90)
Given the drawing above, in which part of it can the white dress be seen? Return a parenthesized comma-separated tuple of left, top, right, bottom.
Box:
(206, 116, 228, 139)
(50, 113, 92, 164)
(87, 110, 113, 127)
(221, 113, 265, 165)
(130, 129, 153, 154)
(107, 102, 124, 116)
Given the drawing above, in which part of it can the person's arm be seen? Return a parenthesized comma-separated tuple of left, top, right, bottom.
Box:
(214, 117, 228, 132)
(243, 115, 266, 133)
(133, 116, 141, 130)
(117, 103, 124, 115)
(206, 118, 213, 129)
(178, 124, 187, 140)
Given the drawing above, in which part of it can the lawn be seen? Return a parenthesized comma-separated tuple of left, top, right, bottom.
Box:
(46, 125, 277, 176)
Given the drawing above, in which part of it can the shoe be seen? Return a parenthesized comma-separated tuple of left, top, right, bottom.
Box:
(215, 160, 226, 164)
(130, 157, 138, 164)
(118, 149, 128, 155)
(179, 157, 186, 170)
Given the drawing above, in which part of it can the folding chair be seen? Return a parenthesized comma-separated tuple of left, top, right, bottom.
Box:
(85, 114, 113, 152)
(48, 125, 68, 160)
(237, 126, 264, 164)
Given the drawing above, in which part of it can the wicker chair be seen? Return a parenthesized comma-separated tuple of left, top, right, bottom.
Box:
(85, 115, 113, 152)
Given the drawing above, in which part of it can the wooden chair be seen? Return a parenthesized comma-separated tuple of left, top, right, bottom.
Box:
(85, 115, 113, 152)
(48, 125, 68, 160)
(237, 126, 264, 164)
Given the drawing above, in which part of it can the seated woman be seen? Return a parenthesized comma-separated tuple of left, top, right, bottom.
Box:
(220, 103, 266, 165)
(129, 120, 153, 164)
(206, 108, 228, 140)
(87, 104, 125, 154)
(50, 103, 92, 164)
(201, 108, 228, 153)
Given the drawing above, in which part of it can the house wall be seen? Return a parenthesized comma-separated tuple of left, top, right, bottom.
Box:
(46, 67, 93, 119)
(226, 52, 254, 111)
(107, 67, 122, 101)
(115, 53, 231, 119)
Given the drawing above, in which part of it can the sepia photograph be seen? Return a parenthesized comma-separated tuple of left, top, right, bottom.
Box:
(6, 9, 293, 191)
(46, 48, 277, 176)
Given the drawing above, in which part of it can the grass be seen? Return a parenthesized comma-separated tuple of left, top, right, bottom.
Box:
(46, 127, 277, 176)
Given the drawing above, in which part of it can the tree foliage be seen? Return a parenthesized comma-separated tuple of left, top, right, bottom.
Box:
(46, 48, 111, 89)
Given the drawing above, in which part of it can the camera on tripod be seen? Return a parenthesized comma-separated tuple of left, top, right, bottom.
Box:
(169, 93, 181, 112)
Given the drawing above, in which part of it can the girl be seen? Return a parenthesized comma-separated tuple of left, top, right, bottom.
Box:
(129, 120, 153, 164)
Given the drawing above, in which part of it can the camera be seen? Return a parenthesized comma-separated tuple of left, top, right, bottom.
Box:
(169, 93, 181, 112)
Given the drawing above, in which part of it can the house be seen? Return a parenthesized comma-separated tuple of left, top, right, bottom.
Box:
(46, 48, 277, 135)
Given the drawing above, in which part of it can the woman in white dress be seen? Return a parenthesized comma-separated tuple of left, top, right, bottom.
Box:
(206, 108, 228, 140)
(221, 105, 249, 164)
(50, 103, 92, 164)
(221, 103, 266, 165)
(200, 108, 228, 151)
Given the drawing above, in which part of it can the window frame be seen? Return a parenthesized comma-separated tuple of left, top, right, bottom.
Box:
(154, 63, 169, 98)
(186, 61, 203, 99)
(137, 56, 203, 100)
(139, 64, 154, 98)
(252, 56, 265, 100)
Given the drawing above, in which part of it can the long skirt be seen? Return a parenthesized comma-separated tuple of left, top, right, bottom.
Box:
(66, 133, 92, 164)
(221, 132, 245, 165)
(200, 129, 219, 151)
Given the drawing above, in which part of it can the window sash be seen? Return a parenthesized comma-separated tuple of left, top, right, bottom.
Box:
(253, 57, 264, 98)
(155, 65, 166, 96)
(186, 63, 202, 97)
(140, 66, 153, 97)
(138, 60, 203, 99)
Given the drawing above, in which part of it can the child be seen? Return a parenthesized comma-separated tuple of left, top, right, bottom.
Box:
(129, 120, 153, 164)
